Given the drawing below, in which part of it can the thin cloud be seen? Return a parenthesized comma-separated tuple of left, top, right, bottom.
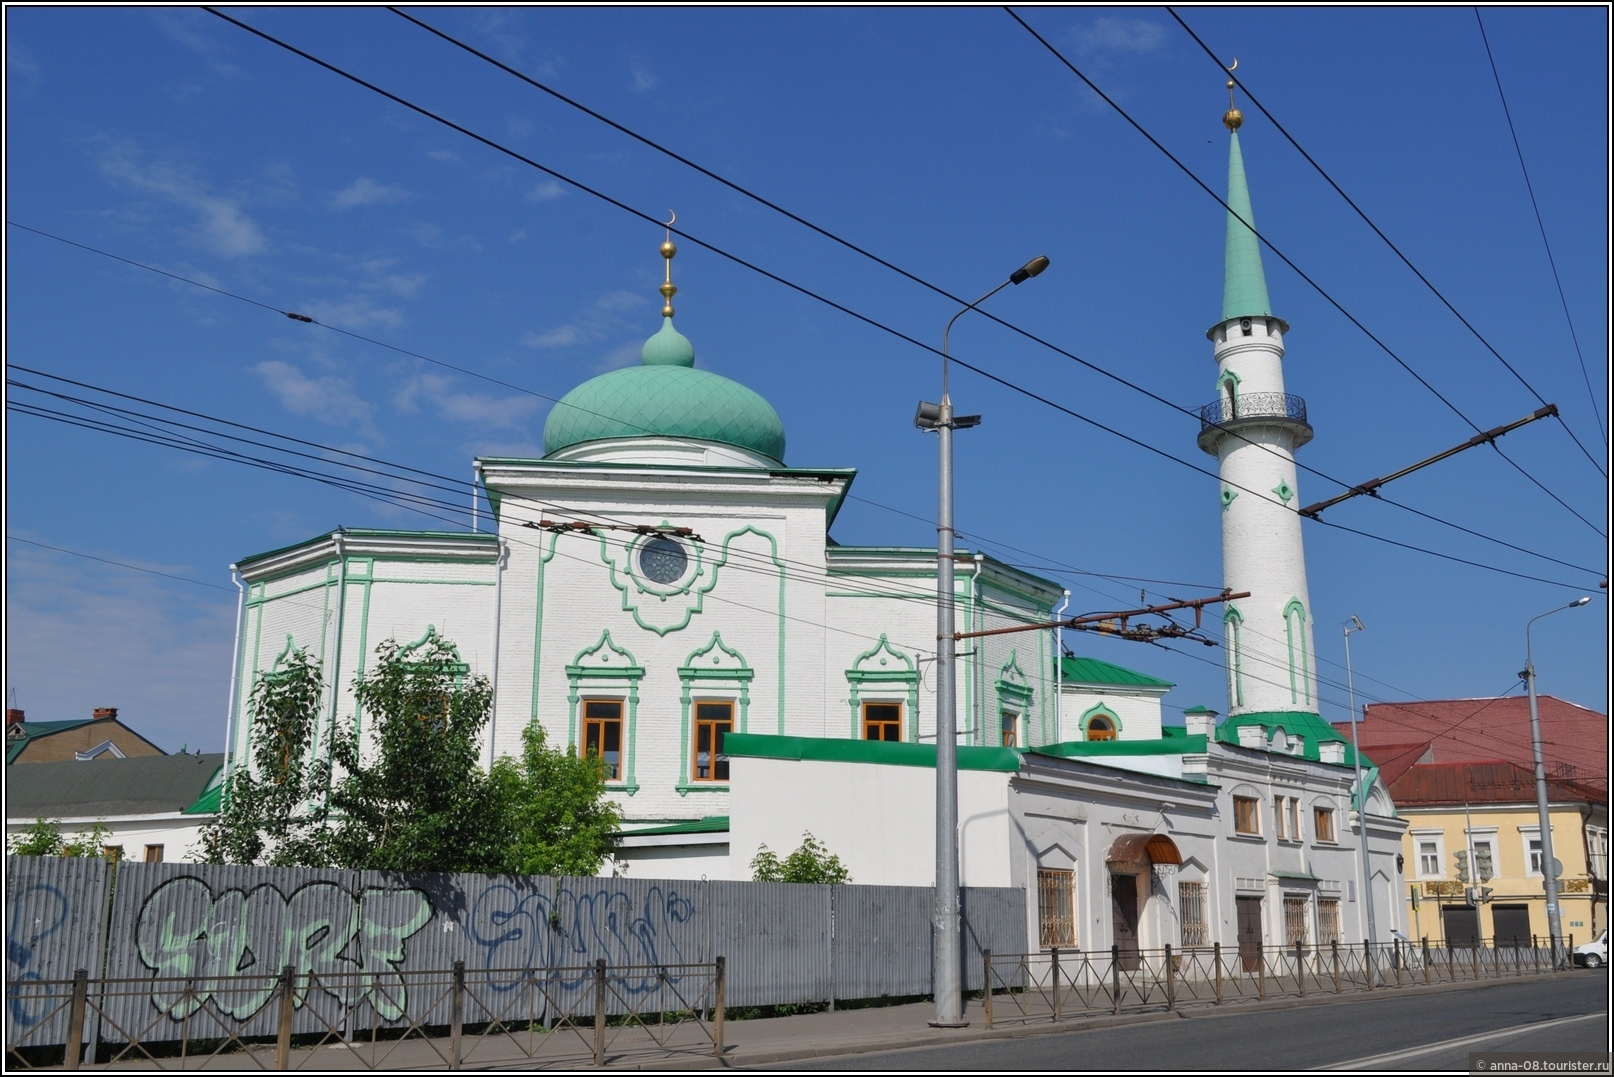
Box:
(395, 373, 542, 429)
(151, 9, 239, 76)
(1070, 16, 1166, 58)
(329, 176, 410, 210)
(522, 290, 647, 350)
(632, 67, 660, 92)
(252, 360, 378, 435)
(97, 142, 265, 257)
(527, 180, 565, 202)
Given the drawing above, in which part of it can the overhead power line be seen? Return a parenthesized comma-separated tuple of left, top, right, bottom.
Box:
(1170, 6, 1607, 475)
(190, 11, 1604, 590)
(378, 9, 1596, 577)
(1472, 7, 1607, 450)
(1006, 6, 1606, 538)
(7, 534, 232, 592)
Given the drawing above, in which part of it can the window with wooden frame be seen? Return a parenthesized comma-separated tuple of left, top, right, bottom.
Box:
(1000, 711, 1018, 748)
(581, 699, 624, 780)
(1233, 795, 1261, 835)
(1178, 881, 1209, 948)
(1286, 798, 1301, 841)
(1314, 806, 1336, 843)
(1273, 797, 1286, 839)
(1037, 868, 1076, 949)
(1086, 715, 1117, 741)
(144, 844, 164, 863)
(102, 846, 123, 862)
(693, 701, 733, 782)
(862, 701, 902, 742)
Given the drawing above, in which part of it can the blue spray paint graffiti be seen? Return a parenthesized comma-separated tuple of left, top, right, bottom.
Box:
(134, 876, 432, 1021)
(467, 884, 695, 992)
(6, 883, 69, 1027)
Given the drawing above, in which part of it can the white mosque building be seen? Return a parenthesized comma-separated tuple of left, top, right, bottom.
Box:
(223, 104, 1406, 956)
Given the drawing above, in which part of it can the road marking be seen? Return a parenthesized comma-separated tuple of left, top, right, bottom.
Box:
(1314, 1012, 1608, 1070)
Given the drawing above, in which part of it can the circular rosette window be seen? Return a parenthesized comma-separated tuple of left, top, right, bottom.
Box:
(637, 534, 689, 585)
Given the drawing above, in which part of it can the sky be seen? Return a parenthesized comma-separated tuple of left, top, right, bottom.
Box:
(5, 6, 1608, 758)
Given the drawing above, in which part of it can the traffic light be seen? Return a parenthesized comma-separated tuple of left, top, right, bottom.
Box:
(1454, 850, 1471, 884)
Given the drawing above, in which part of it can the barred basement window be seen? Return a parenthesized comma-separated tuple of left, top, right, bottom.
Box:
(1318, 899, 1342, 945)
(1037, 868, 1076, 949)
(1178, 881, 1209, 948)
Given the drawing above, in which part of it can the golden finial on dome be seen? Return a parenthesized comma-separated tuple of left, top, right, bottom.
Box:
(659, 210, 678, 317)
(1223, 57, 1243, 131)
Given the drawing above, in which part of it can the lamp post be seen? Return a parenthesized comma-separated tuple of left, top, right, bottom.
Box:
(916, 254, 1048, 1027)
(1524, 596, 1590, 967)
(1342, 616, 1376, 981)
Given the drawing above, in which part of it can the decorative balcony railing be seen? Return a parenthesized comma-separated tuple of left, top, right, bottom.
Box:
(1199, 392, 1308, 431)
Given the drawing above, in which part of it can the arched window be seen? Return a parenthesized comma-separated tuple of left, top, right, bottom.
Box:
(1223, 607, 1245, 708)
(1081, 703, 1121, 742)
(1087, 715, 1117, 741)
(1283, 599, 1311, 706)
(1218, 371, 1241, 419)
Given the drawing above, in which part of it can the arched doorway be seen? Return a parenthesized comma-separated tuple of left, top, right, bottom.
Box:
(1106, 833, 1182, 969)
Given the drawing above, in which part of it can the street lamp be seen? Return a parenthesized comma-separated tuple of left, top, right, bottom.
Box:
(1342, 616, 1376, 981)
(917, 254, 1048, 1028)
(1523, 596, 1590, 967)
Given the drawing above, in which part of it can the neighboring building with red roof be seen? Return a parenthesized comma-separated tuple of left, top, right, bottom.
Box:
(1388, 760, 1607, 948)
(1336, 695, 1607, 791)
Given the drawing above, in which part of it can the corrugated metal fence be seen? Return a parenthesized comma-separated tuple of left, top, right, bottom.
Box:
(6, 857, 1023, 1045)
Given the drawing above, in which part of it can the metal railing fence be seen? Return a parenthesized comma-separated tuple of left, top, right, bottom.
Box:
(980, 936, 1572, 1029)
(5, 959, 724, 1071)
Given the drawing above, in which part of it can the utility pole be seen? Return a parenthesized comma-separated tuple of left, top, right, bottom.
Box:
(1343, 616, 1376, 981)
(916, 255, 1047, 1028)
(1523, 597, 1590, 967)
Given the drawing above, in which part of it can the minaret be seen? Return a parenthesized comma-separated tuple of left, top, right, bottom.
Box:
(1198, 79, 1318, 722)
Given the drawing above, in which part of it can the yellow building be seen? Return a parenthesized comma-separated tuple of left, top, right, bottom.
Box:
(1390, 761, 1608, 946)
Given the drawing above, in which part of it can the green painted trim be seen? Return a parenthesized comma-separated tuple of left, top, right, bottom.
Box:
(565, 630, 644, 795)
(845, 634, 919, 741)
(1283, 598, 1311, 706)
(1272, 479, 1295, 506)
(270, 633, 299, 672)
(246, 575, 338, 607)
(626, 816, 729, 836)
(724, 733, 1022, 773)
(529, 529, 561, 727)
(1224, 605, 1245, 708)
(363, 577, 495, 586)
(673, 783, 730, 794)
(352, 576, 373, 739)
(1078, 700, 1122, 739)
(1034, 734, 1206, 758)
(678, 633, 751, 788)
(1221, 488, 1238, 511)
(995, 650, 1034, 747)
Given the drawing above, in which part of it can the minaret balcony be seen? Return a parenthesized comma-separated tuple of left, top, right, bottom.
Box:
(1198, 392, 1312, 454)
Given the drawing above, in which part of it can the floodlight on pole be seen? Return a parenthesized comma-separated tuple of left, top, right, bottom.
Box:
(925, 256, 1049, 1028)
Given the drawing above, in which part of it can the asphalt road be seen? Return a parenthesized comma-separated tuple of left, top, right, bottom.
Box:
(769, 972, 1609, 1071)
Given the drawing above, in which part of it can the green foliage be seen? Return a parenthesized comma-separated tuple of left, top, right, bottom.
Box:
(8, 818, 122, 860)
(199, 646, 326, 865)
(492, 723, 621, 876)
(318, 635, 509, 872)
(751, 832, 851, 884)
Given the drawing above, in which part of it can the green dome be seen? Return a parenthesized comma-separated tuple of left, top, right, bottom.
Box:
(543, 317, 786, 462)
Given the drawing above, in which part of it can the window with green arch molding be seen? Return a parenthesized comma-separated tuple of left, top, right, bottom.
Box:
(1283, 599, 1311, 706)
(1223, 606, 1244, 708)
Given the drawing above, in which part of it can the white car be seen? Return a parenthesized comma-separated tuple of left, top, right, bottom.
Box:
(1573, 931, 1607, 968)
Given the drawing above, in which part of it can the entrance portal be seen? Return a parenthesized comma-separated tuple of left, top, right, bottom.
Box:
(1236, 895, 1263, 972)
(1111, 873, 1140, 970)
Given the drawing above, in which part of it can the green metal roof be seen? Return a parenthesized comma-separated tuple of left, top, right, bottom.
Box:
(7, 720, 94, 764)
(1060, 655, 1174, 689)
(1271, 869, 1320, 882)
(724, 733, 1022, 772)
(1215, 710, 1362, 768)
(1032, 733, 1206, 759)
(1221, 131, 1273, 322)
(543, 316, 786, 463)
(625, 816, 730, 836)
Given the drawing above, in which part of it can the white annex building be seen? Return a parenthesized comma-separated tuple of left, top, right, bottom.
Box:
(224, 109, 1407, 958)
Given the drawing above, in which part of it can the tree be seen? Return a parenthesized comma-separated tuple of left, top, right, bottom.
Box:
(8, 818, 120, 860)
(751, 832, 851, 884)
(319, 633, 511, 872)
(493, 722, 621, 876)
(198, 646, 325, 865)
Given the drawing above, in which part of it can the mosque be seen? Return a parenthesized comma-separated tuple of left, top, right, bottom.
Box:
(224, 105, 1407, 955)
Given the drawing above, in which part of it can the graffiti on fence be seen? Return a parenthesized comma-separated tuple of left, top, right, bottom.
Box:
(134, 876, 432, 1021)
(467, 883, 695, 991)
(6, 883, 69, 1027)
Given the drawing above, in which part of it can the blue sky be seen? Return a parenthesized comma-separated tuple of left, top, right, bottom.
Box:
(6, 7, 1607, 757)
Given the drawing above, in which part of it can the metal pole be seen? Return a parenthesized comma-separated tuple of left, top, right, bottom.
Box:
(713, 956, 725, 1057)
(1165, 944, 1175, 1011)
(1111, 944, 1122, 1015)
(275, 965, 296, 1071)
(932, 393, 964, 1027)
(1344, 620, 1377, 985)
(450, 960, 464, 1070)
(1050, 947, 1061, 1022)
(64, 968, 88, 1071)
(593, 958, 607, 1067)
(981, 950, 993, 1028)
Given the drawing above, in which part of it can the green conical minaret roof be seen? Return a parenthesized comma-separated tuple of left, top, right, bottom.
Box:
(1221, 131, 1272, 322)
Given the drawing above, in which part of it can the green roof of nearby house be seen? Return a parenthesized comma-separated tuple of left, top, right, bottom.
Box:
(6, 754, 224, 819)
(6, 720, 93, 764)
(724, 733, 1022, 772)
(1059, 656, 1174, 690)
(625, 816, 730, 836)
(182, 767, 225, 815)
